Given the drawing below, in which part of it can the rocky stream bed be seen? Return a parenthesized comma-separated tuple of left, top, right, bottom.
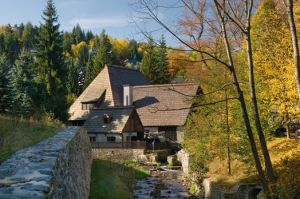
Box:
(133, 166, 191, 199)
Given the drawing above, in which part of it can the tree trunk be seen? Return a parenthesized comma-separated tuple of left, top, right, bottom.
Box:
(287, 0, 300, 101)
(245, 26, 276, 182)
(214, 2, 270, 194)
(225, 89, 231, 175)
(230, 69, 270, 195)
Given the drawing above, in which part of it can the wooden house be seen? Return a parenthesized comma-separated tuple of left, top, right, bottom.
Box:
(84, 107, 145, 149)
(133, 83, 200, 144)
(68, 65, 200, 148)
(68, 65, 148, 125)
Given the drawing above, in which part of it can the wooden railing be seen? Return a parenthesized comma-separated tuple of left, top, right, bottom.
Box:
(91, 141, 146, 149)
(145, 142, 169, 150)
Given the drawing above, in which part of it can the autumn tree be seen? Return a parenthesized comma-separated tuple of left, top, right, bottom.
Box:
(285, 0, 300, 101)
(214, 0, 276, 182)
(252, 0, 298, 133)
(133, 0, 270, 194)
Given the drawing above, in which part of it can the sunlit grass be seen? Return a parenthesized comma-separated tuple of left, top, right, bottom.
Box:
(0, 115, 60, 163)
(205, 138, 300, 197)
(89, 159, 150, 199)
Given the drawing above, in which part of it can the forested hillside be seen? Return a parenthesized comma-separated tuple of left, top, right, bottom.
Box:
(0, 0, 170, 122)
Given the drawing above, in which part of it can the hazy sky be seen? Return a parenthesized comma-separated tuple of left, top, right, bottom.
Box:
(0, 0, 182, 45)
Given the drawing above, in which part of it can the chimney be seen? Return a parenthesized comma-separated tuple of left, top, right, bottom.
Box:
(123, 85, 133, 106)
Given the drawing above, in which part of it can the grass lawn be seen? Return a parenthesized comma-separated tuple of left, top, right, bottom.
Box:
(0, 115, 59, 163)
(89, 159, 150, 199)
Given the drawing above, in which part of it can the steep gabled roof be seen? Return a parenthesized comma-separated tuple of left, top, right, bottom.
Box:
(84, 107, 143, 133)
(108, 65, 149, 106)
(133, 83, 199, 127)
(68, 65, 148, 121)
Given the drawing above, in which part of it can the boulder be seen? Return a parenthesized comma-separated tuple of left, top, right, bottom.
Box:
(137, 154, 148, 164)
(167, 155, 180, 166)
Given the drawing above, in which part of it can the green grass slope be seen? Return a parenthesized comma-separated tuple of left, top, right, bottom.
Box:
(0, 115, 60, 163)
(89, 160, 150, 199)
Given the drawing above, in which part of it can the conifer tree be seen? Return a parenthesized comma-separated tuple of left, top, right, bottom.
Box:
(0, 54, 11, 113)
(86, 31, 94, 43)
(127, 39, 142, 65)
(93, 30, 113, 73)
(156, 35, 170, 84)
(72, 24, 85, 44)
(22, 22, 37, 50)
(140, 37, 157, 83)
(140, 36, 170, 84)
(35, 0, 68, 121)
(84, 30, 113, 87)
(10, 49, 33, 116)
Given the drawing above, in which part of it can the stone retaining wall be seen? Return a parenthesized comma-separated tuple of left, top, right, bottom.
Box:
(0, 127, 92, 199)
(92, 148, 144, 161)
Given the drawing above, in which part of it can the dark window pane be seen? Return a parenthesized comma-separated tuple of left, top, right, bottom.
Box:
(107, 136, 116, 142)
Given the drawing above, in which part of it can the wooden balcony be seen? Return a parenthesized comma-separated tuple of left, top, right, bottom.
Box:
(91, 141, 146, 149)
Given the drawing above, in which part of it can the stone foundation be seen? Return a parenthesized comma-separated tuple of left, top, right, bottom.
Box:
(92, 148, 145, 161)
(0, 127, 92, 199)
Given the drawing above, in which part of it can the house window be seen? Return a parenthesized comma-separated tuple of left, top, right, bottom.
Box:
(107, 136, 116, 142)
(71, 120, 85, 126)
(82, 103, 94, 110)
(89, 136, 96, 143)
(159, 126, 177, 141)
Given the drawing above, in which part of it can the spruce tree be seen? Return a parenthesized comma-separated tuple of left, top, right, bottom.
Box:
(140, 36, 170, 84)
(86, 31, 94, 43)
(84, 30, 112, 87)
(35, 0, 68, 121)
(22, 22, 37, 50)
(127, 39, 142, 65)
(10, 49, 33, 116)
(66, 57, 83, 96)
(156, 35, 170, 84)
(140, 37, 157, 83)
(93, 30, 113, 73)
(72, 24, 85, 44)
(0, 54, 11, 113)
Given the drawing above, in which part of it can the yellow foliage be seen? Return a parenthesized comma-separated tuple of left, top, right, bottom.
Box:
(110, 37, 129, 56)
(71, 41, 87, 57)
(252, 0, 300, 124)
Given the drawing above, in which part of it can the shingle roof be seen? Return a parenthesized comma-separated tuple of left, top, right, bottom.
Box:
(68, 65, 148, 121)
(81, 89, 105, 103)
(84, 107, 134, 133)
(108, 65, 149, 106)
(133, 83, 199, 126)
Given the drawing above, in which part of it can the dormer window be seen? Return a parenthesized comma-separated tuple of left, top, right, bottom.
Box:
(103, 114, 113, 123)
(82, 103, 95, 110)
